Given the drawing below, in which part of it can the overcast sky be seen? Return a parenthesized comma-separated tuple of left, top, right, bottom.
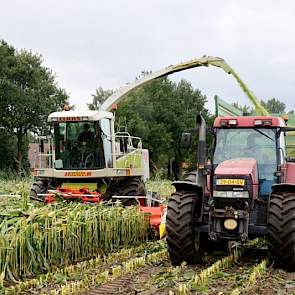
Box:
(1, 0, 295, 113)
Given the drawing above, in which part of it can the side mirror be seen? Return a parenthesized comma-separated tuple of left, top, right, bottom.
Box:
(38, 135, 51, 153)
(287, 156, 295, 163)
(40, 139, 45, 153)
(207, 147, 213, 159)
(181, 133, 192, 148)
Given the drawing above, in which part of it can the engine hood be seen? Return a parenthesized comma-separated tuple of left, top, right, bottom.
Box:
(215, 158, 259, 185)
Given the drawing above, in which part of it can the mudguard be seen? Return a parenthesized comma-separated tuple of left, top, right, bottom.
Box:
(172, 171, 203, 192)
(162, 171, 204, 239)
(272, 183, 295, 193)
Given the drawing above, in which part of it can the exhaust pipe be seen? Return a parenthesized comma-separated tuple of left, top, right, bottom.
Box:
(196, 114, 206, 169)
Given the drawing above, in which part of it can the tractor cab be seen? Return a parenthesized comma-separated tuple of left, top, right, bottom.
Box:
(212, 117, 283, 198)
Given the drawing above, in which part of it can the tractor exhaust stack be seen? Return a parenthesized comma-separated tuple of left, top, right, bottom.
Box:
(196, 113, 206, 169)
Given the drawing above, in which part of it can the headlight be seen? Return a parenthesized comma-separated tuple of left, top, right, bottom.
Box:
(213, 190, 249, 198)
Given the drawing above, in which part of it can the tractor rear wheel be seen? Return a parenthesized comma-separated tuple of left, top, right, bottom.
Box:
(268, 192, 283, 256)
(30, 180, 48, 202)
(114, 177, 146, 206)
(281, 194, 295, 270)
(166, 190, 203, 266)
(268, 192, 295, 271)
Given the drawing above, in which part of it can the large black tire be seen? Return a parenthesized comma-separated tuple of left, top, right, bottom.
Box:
(281, 194, 295, 270)
(166, 190, 203, 266)
(30, 180, 48, 202)
(114, 177, 146, 206)
(268, 192, 283, 256)
(268, 192, 295, 271)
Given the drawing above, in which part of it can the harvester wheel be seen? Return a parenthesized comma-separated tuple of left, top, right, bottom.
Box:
(268, 192, 295, 271)
(166, 190, 202, 266)
(115, 177, 146, 206)
(30, 180, 48, 202)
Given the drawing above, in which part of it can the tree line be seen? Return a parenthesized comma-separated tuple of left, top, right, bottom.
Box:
(0, 40, 69, 173)
(233, 97, 293, 115)
(88, 78, 293, 178)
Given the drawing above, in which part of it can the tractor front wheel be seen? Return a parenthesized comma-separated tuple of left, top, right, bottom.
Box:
(166, 190, 203, 266)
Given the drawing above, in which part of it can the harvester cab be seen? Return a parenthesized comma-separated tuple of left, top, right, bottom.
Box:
(30, 109, 151, 205)
(166, 114, 295, 270)
(50, 111, 114, 171)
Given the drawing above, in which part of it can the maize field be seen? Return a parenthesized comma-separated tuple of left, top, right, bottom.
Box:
(0, 178, 295, 295)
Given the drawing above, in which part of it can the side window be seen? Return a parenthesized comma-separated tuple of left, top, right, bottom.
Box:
(286, 131, 295, 160)
(54, 123, 66, 154)
(253, 130, 276, 164)
(279, 131, 286, 164)
(100, 118, 112, 167)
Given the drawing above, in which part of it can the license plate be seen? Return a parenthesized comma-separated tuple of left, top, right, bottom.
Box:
(217, 179, 245, 186)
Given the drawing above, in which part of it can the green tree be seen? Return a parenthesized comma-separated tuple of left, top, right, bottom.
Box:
(88, 87, 113, 110)
(0, 130, 17, 170)
(114, 77, 211, 178)
(261, 98, 286, 113)
(0, 40, 69, 172)
(232, 102, 253, 114)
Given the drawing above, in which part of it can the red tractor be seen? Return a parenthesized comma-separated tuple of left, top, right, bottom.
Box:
(166, 115, 295, 270)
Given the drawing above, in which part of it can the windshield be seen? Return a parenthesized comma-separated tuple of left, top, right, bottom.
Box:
(286, 131, 295, 159)
(213, 128, 277, 184)
(53, 121, 110, 169)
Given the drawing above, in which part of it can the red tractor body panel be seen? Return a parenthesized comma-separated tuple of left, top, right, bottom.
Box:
(215, 158, 258, 180)
(214, 158, 259, 200)
(286, 163, 295, 183)
(214, 116, 286, 128)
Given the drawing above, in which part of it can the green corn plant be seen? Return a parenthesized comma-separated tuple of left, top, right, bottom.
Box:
(0, 202, 149, 283)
